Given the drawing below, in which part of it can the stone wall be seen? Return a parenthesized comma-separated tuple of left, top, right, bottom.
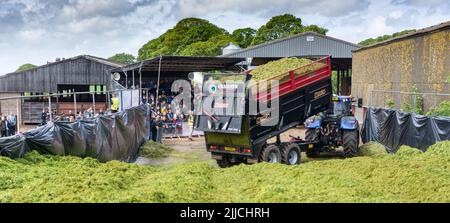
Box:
(352, 29, 450, 111)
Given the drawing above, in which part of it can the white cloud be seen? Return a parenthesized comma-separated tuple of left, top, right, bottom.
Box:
(62, 17, 117, 33)
(17, 29, 46, 42)
(389, 10, 404, 19)
(366, 16, 395, 36)
(175, 0, 370, 18)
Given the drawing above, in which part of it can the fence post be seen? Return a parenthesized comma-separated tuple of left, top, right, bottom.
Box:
(120, 90, 123, 111)
(74, 92, 77, 115)
(92, 93, 96, 114)
(107, 90, 111, 111)
(48, 94, 52, 122)
(16, 98, 20, 133)
(132, 70, 135, 89)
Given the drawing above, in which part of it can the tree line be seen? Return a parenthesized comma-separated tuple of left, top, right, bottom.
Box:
(16, 14, 419, 70)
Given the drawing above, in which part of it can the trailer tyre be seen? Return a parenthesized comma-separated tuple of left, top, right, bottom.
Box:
(343, 130, 359, 158)
(305, 129, 320, 158)
(216, 158, 233, 168)
(259, 144, 282, 164)
(281, 143, 301, 165)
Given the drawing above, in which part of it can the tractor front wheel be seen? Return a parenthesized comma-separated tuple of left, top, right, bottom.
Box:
(342, 130, 359, 157)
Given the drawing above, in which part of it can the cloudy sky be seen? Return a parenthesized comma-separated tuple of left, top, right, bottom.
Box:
(0, 0, 449, 74)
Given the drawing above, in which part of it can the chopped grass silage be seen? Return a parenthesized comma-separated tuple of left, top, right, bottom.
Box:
(250, 57, 326, 82)
(0, 141, 449, 203)
(138, 141, 174, 159)
(358, 142, 388, 158)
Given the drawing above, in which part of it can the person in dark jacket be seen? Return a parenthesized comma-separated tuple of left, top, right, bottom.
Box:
(0, 116, 7, 137)
(7, 113, 17, 136)
(40, 109, 47, 126)
(152, 116, 162, 142)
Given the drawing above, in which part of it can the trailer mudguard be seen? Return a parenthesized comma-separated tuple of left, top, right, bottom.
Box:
(340, 116, 358, 130)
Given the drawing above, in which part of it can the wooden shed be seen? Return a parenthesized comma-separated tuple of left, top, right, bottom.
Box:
(0, 55, 123, 124)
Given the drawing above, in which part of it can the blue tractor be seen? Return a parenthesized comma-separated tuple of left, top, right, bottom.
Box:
(303, 95, 360, 158)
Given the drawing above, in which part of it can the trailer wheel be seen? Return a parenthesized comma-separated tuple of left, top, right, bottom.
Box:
(305, 129, 320, 158)
(216, 158, 233, 168)
(259, 144, 282, 164)
(281, 143, 301, 165)
(342, 130, 359, 158)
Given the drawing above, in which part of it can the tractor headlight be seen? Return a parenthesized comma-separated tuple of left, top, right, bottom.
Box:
(305, 117, 315, 125)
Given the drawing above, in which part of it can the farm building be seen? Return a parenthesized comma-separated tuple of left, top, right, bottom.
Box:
(352, 21, 450, 111)
(109, 56, 245, 89)
(221, 31, 361, 95)
(0, 55, 124, 124)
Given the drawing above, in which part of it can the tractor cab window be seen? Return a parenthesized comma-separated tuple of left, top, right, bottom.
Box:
(333, 101, 347, 116)
(332, 96, 353, 116)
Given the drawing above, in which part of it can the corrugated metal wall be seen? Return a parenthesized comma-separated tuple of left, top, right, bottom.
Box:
(0, 57, 117, 93)
(223, 33, 359, 58)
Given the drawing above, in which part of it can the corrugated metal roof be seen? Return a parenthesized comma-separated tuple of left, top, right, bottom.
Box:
(111, 56, 245, 72)
(0, 55, 121, 93)
(353, 20, 450, 52)
(1, 55, 124, 77)
(221, 32, 360, 59)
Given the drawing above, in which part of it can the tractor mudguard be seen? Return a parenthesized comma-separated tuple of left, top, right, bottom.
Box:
(340, 116, 358, 130)
(305, 115, 323, 129)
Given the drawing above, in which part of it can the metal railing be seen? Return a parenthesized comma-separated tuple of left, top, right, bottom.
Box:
(159, 121, 203, 139)
(0, 88, 148, 131)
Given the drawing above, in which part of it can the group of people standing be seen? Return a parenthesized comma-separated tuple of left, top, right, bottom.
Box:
(0, 113, 17, 137)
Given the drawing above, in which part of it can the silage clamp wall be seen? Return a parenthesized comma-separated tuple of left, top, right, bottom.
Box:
(0, 105, 149, 162)
(361, 107, 450, 152)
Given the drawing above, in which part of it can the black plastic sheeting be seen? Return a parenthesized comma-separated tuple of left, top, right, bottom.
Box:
(0, 105, 149, 162)
(361, 107, 450, 152)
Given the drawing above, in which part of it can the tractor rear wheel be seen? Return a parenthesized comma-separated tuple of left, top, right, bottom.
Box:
(305, 129, 320, 158)
(342, 130, 359, 157)
(259, 144, 282, 164)
(280, 143, 301, 165)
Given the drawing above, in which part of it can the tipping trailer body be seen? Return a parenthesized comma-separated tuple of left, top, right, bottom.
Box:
(194, 56, 332, 164)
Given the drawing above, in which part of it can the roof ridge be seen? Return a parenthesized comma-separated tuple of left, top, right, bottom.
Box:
(354, 20, 450, 52)
(222, 31, 360, 57)
(5, 55, 122, 75)
(84, 55, 125, 67)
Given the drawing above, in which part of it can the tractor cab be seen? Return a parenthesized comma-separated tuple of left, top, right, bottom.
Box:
(331, 95, 353, 117)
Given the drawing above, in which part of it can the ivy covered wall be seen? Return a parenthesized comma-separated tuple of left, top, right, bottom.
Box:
(352, 29, 450, 111)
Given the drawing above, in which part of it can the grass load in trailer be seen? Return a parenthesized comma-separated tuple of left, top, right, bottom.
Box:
(194, 57, 332, 167)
